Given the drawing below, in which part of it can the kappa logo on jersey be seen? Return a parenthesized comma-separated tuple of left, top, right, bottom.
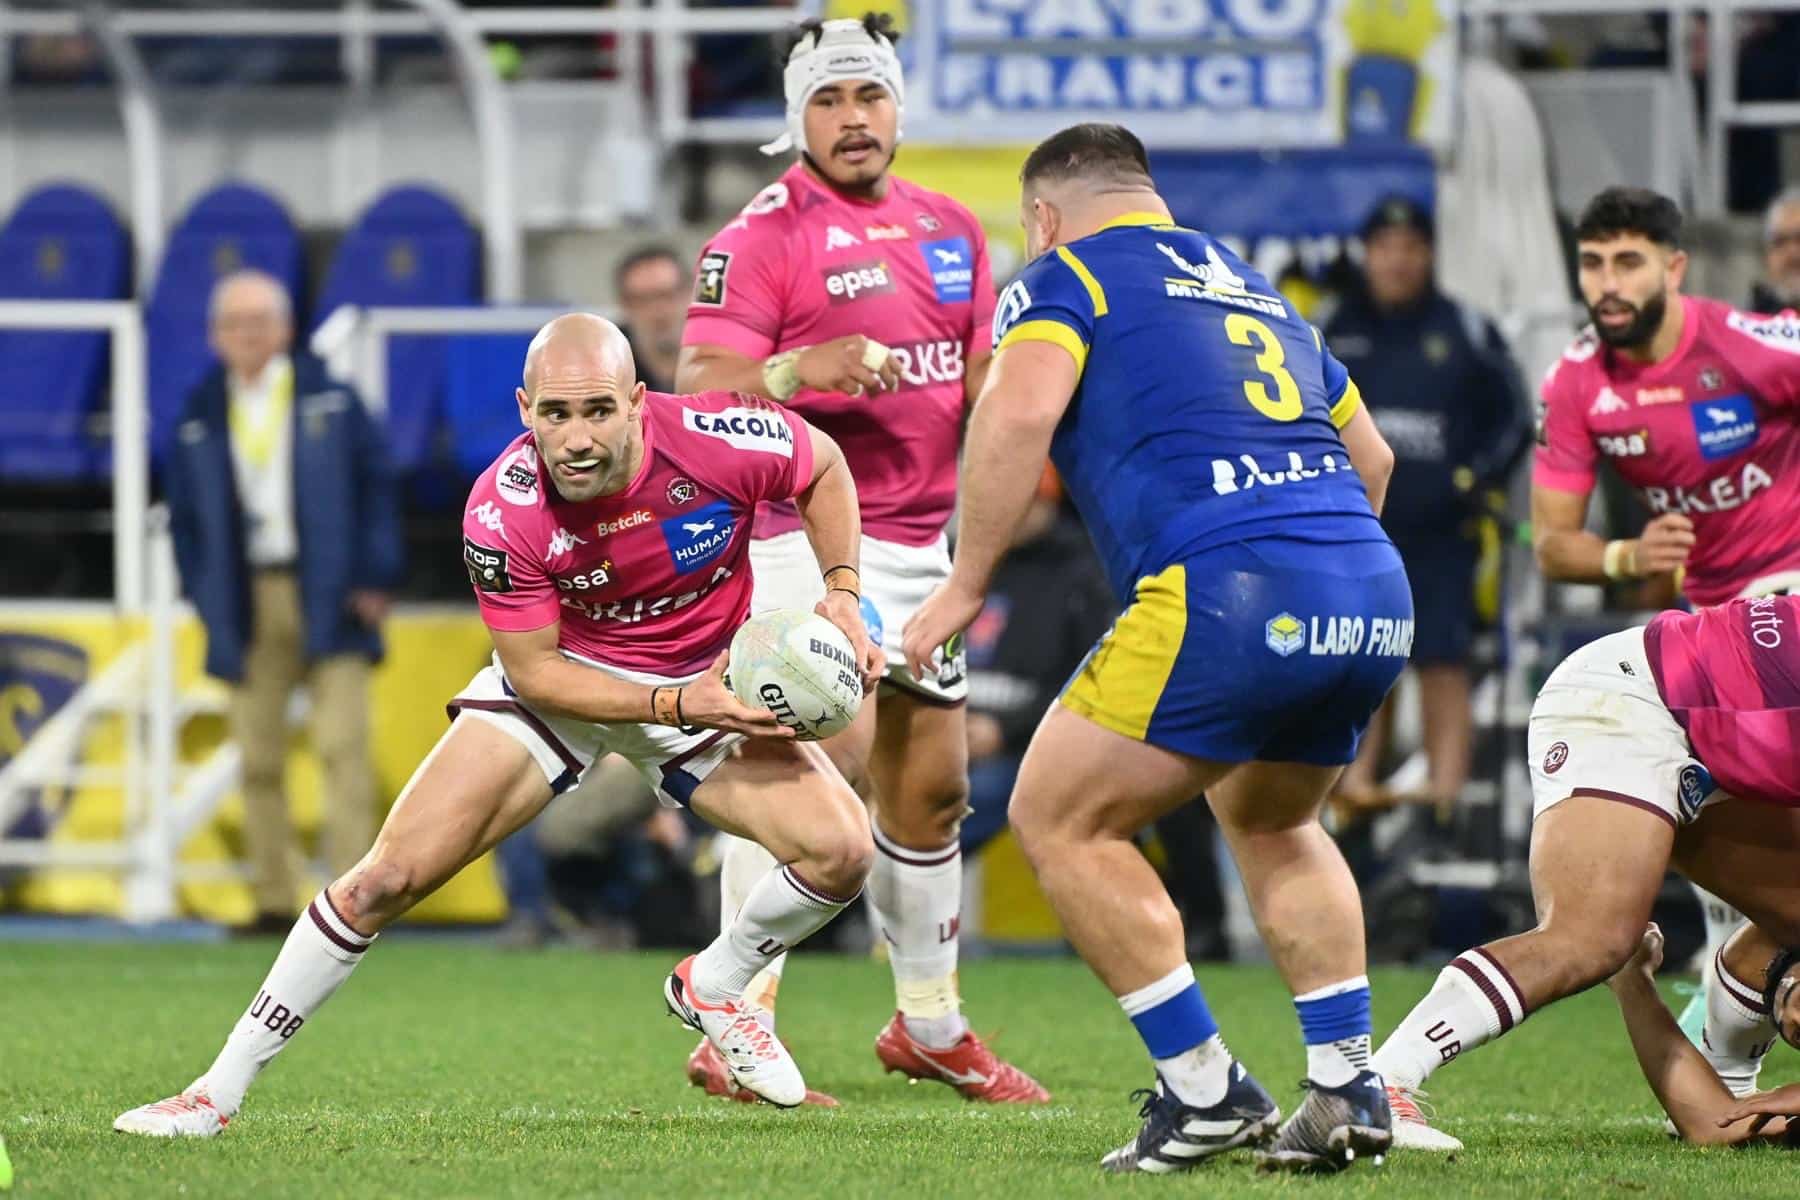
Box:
(992, 279, 1031, 348)
(1691, 394, 1757, 460)
(546, 526, 586, 557)
(825, 224, 860, 251)
(1264, 613, 1304, 657)
(1597, 430, 1650, 458)
(693, 250, 730, 307)
(468, 501, 504, 532)
(1727, 310, 1800, 355)
(595, 509, 653, 536)
(823, 259, 896, 304)
(661, 499, 736, 574)
(888, 339, 966, 387)
(496, 444, 539, 505)
(463, 537, 513, 594)
(1589, 386, 1628, 416)
(683, 405, 795, 457)
(918, 237, 973, 303)
(666, 476, 697, 506)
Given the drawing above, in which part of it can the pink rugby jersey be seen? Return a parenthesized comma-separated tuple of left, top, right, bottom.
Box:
(1535, 297, 1800, 605)
(1646, 594, 1800, 807)
(683, 161, 997, 547)
(461, 391, 815, 677)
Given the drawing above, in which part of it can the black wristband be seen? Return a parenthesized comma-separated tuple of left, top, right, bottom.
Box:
(675, 687, 686, 727)
(827, 585, 860, 600)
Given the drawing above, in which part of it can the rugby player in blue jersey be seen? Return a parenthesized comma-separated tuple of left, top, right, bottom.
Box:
(904, 124, 1406, 1175)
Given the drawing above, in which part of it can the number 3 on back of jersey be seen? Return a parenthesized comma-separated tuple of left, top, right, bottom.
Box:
(1224, 313, 1302, 422)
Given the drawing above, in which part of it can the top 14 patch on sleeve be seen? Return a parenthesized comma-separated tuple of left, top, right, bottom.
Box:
(464, 536, 514, 593)
(693, 251, 731, 307)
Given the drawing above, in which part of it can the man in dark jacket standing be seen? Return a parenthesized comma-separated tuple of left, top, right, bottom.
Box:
(167, 269, 401, 932)
(1326, 197, 1531, 812)
(1753, 186, 1800, 313)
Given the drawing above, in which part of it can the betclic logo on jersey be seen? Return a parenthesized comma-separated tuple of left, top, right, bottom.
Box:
(918, 237, 973, 303)
(823, 259, 896, 305)
(1690, 394, 1758, 460)
(661, 499, 736, 575)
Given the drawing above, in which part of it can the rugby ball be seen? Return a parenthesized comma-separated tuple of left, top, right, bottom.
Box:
(728, 610, 863, 741)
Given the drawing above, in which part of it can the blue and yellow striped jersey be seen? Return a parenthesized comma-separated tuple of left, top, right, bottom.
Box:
(993, 212, 1387, 603)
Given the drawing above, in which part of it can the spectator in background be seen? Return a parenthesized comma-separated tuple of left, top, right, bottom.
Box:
(1327, 197, 1532, 814)
(614, 246, 688, 392)
(1754, 186, 1800, 312)
(166, 270, 401, 934)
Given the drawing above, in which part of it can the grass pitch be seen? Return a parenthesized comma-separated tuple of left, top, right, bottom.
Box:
(4, 940, 1797, 1198)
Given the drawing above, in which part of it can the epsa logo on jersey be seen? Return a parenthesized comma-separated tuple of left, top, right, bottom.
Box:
(1596, 430, 1650, 457)
(662, 499, 737, 575)
(919, 237, 973, 303)
(683, 405, 795, 457)
(823, 259, 896, 304)
(693, 250, 730, 307)
(1690, 394, 1758, 460)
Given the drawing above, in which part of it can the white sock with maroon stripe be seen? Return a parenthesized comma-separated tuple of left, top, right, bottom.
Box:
(196, 891, 375, 1114)
(690, 864, 855, 1007)
(1371, 948, 1528, 1090)
(718, 834, 787, 1026)
(1702, 947, 1776, 1096)
(869, 821, 968, 1049)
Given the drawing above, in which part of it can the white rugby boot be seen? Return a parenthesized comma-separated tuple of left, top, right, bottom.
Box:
(114, 1085, 230, 1137)
(1385, 1083, 1463, 1152)
(664, 955, 806, 1108)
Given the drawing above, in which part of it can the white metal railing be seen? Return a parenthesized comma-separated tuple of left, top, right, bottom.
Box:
(1464, 0, 1800, 216)
(0, 300, 147, 615)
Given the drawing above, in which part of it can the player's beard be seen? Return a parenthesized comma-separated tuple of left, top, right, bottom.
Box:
(1589, 289, 1668, 350)
(808, 136, 893, 199)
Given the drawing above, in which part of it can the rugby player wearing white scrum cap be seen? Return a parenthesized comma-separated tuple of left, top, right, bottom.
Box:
(677, 13, 1048, 1105)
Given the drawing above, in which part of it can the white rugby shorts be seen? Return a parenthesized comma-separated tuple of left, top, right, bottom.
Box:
(1527, 626, 1724, 829)
(750, 529, 967, 703)
(448, 652, 740, 808)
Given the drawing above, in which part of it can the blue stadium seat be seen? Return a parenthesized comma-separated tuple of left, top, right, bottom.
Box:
(314, 186, 480, 475)
(443, 332, 534, 481)
(0, 185, 130, 481)
(146, 183, 304, 463)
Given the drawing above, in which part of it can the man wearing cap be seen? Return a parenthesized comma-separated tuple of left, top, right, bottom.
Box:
(1326, 195, 1532, 815)
(673, 13, 1046, 1106)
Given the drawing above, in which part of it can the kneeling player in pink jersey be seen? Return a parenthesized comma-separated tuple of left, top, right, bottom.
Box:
(113, 314, 883, 1135)
(674, 15, 1046, 1104)
(1373, 596, 1800, 1150)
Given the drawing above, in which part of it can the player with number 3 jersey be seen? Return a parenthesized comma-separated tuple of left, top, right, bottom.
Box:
(903, 124, 1408, 1174)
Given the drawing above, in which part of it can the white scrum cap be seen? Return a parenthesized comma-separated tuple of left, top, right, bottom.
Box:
(758, 18, 905, 157)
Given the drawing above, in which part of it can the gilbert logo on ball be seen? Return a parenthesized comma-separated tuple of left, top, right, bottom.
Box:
(728, 610, 863, 741)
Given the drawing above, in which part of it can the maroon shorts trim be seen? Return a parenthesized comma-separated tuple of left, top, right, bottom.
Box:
(1566, 787, 1677, 830)
(448, 697, 583, 792)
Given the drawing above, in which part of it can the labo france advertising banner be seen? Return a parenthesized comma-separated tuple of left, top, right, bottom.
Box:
(897, 0, 1459, 150)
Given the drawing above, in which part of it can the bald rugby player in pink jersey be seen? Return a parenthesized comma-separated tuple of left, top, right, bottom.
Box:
(113, 314, 886, 1135)
(673, 14, 1047, 1106)
(1371, 595, 1800, 1150)
(1526, 185, 1800, 1112)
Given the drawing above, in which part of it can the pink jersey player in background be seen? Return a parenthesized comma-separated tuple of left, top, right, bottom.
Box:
(113, 314, 886, 1135)
(674, 14, 1047, 1104)
(1526, 185, 1800, 1120)
(1370, 595, 1800, 1150)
